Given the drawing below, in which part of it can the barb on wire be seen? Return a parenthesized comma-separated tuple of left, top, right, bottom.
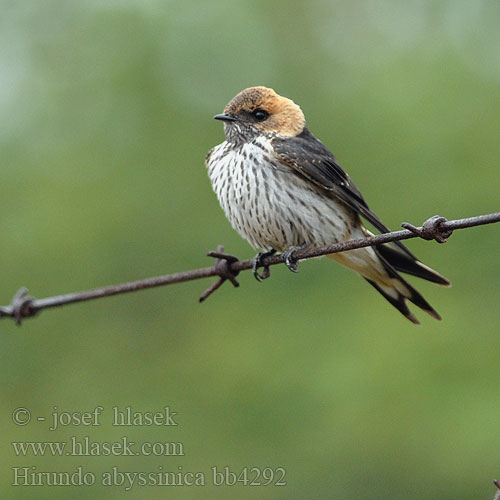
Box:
(1, 212, 499, 325)
(199, 245, 240, 302)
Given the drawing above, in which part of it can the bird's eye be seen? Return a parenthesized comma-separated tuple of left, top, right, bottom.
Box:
(252, 109, 269, 122)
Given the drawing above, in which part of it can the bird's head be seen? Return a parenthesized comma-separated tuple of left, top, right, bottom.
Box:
(214, 86, 305, 144)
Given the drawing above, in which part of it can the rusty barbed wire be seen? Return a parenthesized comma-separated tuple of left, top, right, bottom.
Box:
(0, 212, 499, 325)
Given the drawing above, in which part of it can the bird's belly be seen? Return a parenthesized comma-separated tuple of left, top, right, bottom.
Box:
(207, 142, 356, 252)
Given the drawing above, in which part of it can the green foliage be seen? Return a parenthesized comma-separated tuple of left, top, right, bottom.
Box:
(1, 1, 499, 498)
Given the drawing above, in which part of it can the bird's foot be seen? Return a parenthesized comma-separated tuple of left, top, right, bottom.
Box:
(282, 243, 307, 273)
(252, 249, 276, 282)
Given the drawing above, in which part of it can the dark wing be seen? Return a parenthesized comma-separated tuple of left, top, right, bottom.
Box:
(272, 128, 451, 286)
(272, 127, 415, 258)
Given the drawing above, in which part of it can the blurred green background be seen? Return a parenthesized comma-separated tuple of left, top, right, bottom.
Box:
(1, 1, 499, 498)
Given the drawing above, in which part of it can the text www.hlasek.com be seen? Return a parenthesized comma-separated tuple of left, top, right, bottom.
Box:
(12, 436, 184, 457)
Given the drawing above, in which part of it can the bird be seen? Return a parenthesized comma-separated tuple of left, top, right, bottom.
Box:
(205, 86, 450, 324)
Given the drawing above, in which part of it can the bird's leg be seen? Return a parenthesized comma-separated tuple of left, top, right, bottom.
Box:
(281, 243, 308, 273)
(252, 249, 276, 282)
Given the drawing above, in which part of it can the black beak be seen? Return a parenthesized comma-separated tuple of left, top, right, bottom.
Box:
(213, 113, 236, 122)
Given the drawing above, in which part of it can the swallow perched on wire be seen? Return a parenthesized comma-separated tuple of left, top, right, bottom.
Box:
(206, 86, 450, 323)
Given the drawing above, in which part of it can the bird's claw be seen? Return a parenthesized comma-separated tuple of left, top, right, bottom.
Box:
(253, 264, 270, 282)
(252, 250, 276, 282)
(283, 251, 299, 273)
(282, 244, 307, 273)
